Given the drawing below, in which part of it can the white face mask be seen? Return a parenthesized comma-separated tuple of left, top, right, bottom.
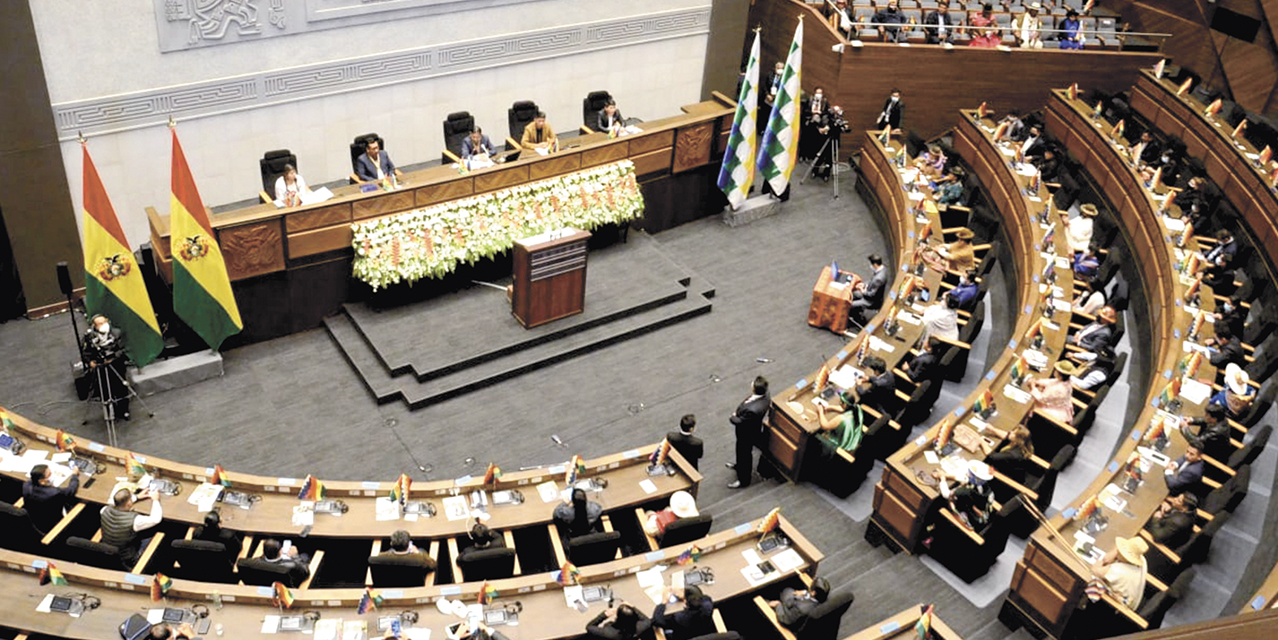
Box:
(97, 324, 110, 334)
(814, 92, 823, 100)
(890, 96, 899, 102)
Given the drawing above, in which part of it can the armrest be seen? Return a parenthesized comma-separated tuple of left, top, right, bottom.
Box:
(1029, 455, 1051, 470)
(655, 628, 669, 640)
(1146, 572, 1169, 592)
(349, 172, 364, 184)
(894, 389, 912, 402)
(366, 539, 382, 587)
(972, 243, 993, 253)
(1202, 476, 1223, 490)
(580, 125, 596, 135)
(636, 507, 659, 551)
(1201, 454, 1235, 476)
(184, 526, 195, 541)
(549, 523, 568, 567)
(298, 549, 324, 590)
(130, 531, 166, 574)
(1227, 418, 1249, 436)
(448, 538, 462, 583)
(504, 530, 520, 574)
(713, 609, 727, 634)
(1071, 396, 1088, 410)
(259, 190, 272, 205)
(1033, 408, 1079, 435)
(506, 137, 522, 151)
(939, 508, 987, 545)
(40, 502, 85, 546)
(426, 540, 440, 586)
(91, 528, 102, 543)
(753, 596, 798, 640)
(992, 469, 1039, 503)
(1138, 530, 1182, 566)
(443, 149, 462, 164)
(233, 535, 254, 575)
(601, 514, 622, 559)
(932, 335, 973, 350)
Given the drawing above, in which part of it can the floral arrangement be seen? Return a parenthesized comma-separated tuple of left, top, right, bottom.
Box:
(352, 160, 644, 289)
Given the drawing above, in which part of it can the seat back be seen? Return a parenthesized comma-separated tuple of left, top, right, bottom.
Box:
(958, 300, 985, 345)
(237, 557, 301, 588)
(1029, 444, 1075, 509)
(658, 515, 714, 548)
(442, 111, 475, 158)
(456, 547, 517, 581)
(259, 149, 296, 194)
(0, 502, 42, 553)
(1229, 425, 1271, 469)
(508, 101, 540, 141)
(582, 91, 612, 128)
(368, 554, 433, 587)
(894, 380, 933, 429)
(169, 539, 232, 582)
(1074, 385, 1110, 435)
(1109, 351, 1129, 385)
(350, 133, 383, 176)
(566, 531, 622, 566)
(66, 536, 124, 570)
(1140, 566, 1195, 629)
(688, 634, 742, 640)
(796, 591, 855, 640)
(1236, 379, 1276, 429)
(1185, 510, 1231, 565)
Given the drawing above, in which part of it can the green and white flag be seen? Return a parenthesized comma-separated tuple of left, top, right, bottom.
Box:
(757, 19, 803, 195)
(717, 30, 761, 210)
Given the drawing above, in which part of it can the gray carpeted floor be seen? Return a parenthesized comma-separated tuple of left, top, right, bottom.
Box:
(1, 170, 1273, 639)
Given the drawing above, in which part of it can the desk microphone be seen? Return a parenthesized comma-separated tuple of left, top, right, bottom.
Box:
(551, 434, 566, 448)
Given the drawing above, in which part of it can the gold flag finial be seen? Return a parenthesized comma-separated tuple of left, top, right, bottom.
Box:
(77, 130, 86, 144)
(168, 115, 176, 129)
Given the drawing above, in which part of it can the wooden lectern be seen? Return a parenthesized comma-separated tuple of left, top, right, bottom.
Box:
(511, 228, 591, 328)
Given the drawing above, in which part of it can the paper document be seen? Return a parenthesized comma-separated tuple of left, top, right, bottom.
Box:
(442, 495, 470, 521)
(1003, 385, 1032, 405)
(1180, 378, 1212, 405)
(771, 548, 805, 572)
(291, 505, 314, 527)
(638, 479, 658, 495)
(536, 481, 560, 503)
(375, 497, 401, 521)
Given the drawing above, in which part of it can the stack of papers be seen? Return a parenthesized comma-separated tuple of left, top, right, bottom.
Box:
(187, 483, 225, 512)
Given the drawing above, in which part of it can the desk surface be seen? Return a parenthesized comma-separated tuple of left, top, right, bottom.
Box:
(842, 604, 963, 640)
(0, 514, 820, 640)
(3, 410, 701, 539)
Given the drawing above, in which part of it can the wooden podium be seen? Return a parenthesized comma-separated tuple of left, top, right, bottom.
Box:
(511, 228, 591, 328)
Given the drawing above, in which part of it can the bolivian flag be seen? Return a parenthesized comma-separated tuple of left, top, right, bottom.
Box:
(273, 581, 295, 609)
(169, 128, 242, 350)
(82, 144, 163, 367)
(151, 572, 173, 601)
(39, 562, 69, 586)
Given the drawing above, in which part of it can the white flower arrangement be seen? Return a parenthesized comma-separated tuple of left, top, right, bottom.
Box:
(352, 160, 644, 290)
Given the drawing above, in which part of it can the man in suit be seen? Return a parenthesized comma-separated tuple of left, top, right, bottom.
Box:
(379, 529, 437, 572)
(850, 254, 887, 322)
(923, 2, 960, 45)
(461, 127, 497, 162)
(521, 111, 558, 151)
(1173, 176, 1220, 223)
(906, 337, 942, 385)
(355, 138, 400, 183)
(1204, 324, 1246, 369)
(1020, 125, 1047, 159)
(948, 269, 981, 311)
(1199, 228, 1238, 291)
(854, 357, 895, 415)
(876, 89, 904, 132)
(1033, 146, 1062, 183)
(769, 577, 831, 629)
(1129, 131, 1162, 167)
(825, 0, 853, 39)
(1164, 441, 1205, 496)
(596, 100, 625, 133)
(666, 415, 703, 471)
(1147, 493, 1198, 549)
(653, 585, 715, 639)
(1180, 404, 1232, 462)
(727, 376, 770, 489)
(22, 463, 81, 535)
(873, 1, 908, 43)
(1070, 305, 1117, 360)
(260, 538, 311, 585)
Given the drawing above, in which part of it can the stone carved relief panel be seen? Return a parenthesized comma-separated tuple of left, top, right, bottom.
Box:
(673, 122, 713, 173)
(219, 221, 285, 279)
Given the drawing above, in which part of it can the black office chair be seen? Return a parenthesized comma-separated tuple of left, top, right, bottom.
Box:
(792, 591, 856, 640)
(944, 301, 984, 382)
(657, 515, 714, 548)
(0, 502, 43, 554)
(1148, 512, 1231, 584)
(455, 547, 517, 581)
(236, 557, 308, 589)
(368, 554, 436, 587)
(1232, 380, 1276, 429)
(507, 101, 540, 147)
(891, 380, 934, 430)
(582, 91, 612, 130)
(65, 536, 125, 571)
(1137, 566, 1195, 629)
(566, 531, 623, 566)
(1228, 425, 1271, 470)
(926, 497, 1019, 583)
(349, 133, 384, 184)
(1002, 445, 1074, 538)
(168, 539, 234, 583)
(441, 111, 475, 164)
(259, 149, 296, 201)
(688, 634, 742, 640)
(1200, 464, 1248, 516)
(1073, 385, 1111, 435)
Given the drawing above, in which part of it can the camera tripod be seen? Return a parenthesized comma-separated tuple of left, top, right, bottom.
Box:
(799, 134, 843, 198)
(84, 355, 151, 448)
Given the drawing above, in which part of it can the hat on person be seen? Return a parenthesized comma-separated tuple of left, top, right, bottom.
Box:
(1114, 536, 1148, 564)
(967, 460, 994, 482)
(1097, 306, 1118, 323)
(955, 228, 975, 240)
(1028, 2, 1043, 10)
(1226, 363, 1250, 395)
(1080, 203, 1099, 217)
(669, 491, 699, 518)
(1054, 360, 1078, 376)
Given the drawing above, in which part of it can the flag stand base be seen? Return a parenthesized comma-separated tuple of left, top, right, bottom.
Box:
(127, 350, 224, 396)
(722, 193, 782, 227)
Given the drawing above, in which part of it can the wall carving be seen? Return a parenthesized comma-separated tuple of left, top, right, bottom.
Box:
(219, 220, 285, 279)
(59, 7, 709, 140)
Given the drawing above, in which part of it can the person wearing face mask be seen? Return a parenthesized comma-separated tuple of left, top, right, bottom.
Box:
(84, 314, 130, 420)
(873, 1, 908, 44)
(760, 61, 786, 137)
(876, 89, 904, 133)
(800, 87, 829, 162)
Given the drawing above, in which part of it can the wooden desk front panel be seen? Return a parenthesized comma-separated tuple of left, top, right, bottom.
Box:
(871, 463, 933, 552)
(842, 605, 964, 640)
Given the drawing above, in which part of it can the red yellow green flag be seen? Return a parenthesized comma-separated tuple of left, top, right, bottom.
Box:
(151, 572, 173, 601)
(82, 143, 163, 367)
(39, 562, 69, 586)
(169, 128, 242, 350)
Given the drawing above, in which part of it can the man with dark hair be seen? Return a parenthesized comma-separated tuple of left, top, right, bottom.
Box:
(458, 522, 506, 563)
(521, 111, 558, 152)
(769, 576, 832, 629)
(853, 357, 894, 414)
(461, 127, 496, 163)
(1204, 323, 1245, 369)
(355, 137, 400, 183)
(1164, 441, 1205, 496)
(148, 622, 195, 639)
(667, 415, 703, 470)
(596, 100, 626, 133)
(1130, 130, 1162, 167)
(654, 585, 716, 638)
(261, 537, 311, 584)
(1146, 492, 1198, 548)
(1181, 404, 1233, 462)
(100, 487, 162, 565)
(876, 88, 905, 131)
(728, 376, 770, 489)
(906, 337, 942, 385)
(923, 2, 960, 45)
(22, 463, 81, 535)
(380, 529, 438, 571)
(873, 2, 908, 43)
(948, 269, 981, 310)
(1200, 228, 1238, 291)
(851, 254, 887, 322)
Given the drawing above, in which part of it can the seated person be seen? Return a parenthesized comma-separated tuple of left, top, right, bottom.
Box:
(193, 509, 243, 560)
(948, 269, 981, 310)
(934, 171, 965, 206)
(521, 111, 558, 152)
(260, 538, 311, 584)
(923, 227, 976, 272)
(999, 111, 1027, 142)
(553, 488, 603, 539)
(905, 337, 942, 385)
(1032, 146, 1062, 183)
(666, 414, 704, 471)
(596, 100, 626, 134)
(380, 529, 437, 571)
(1142, 149, 1181, 190)
(1019, 125, 1047, 159)
(815, 391, 865, 456)
(913, 144, 948, 179)
(1015, 4, 1044, 49)
(1202, 324, 1245, 369)
(653, 585, 715, 639)
(1070, 346, 1116, 391)
(1070, 306, 1118, 360)
(1031, 360, 1077, 424)
(825, 0, 854, 39)
(1063, 203, 1098, 254)
(1181, 403, 1232, 462)
(1213, 295, 1246, 338)
(1058, 10, 1085, 50)
(1073, 244, 1101, 280)
(1164, 440, 1205, 496)
(642, 490, 698, 537)
(587, 602, 652, 640)
(355, 138, 401, 183)
(1129, 131, 1162, 167)
(1172, 176, 1219, 222)
(769, 577, 832, 629)
(100, 488, 163, 566)
(986, 425, 1035, 484)
(22, 463, 81, 535)
(274, 164, 310, 205)
(1199, 229, 1238, 291)
(1072, 279, 1107, 315)
(1093, 537, 1148, 610)
(853, 356, 895, 415)
(1146, 492, 1199, 549)
(1209, 363, 1255, 420)
(461, 127, 497, 164)
(921, 292, 961, 343)
(968, 4, 1000, 48)
(851, 254, 888, 319)
(148, 622, 195, 640)
(873, 0, 908, 43)
(458, 522, 506, 563)
(932, 459, 995, 530)
(922, 3, 959, 45)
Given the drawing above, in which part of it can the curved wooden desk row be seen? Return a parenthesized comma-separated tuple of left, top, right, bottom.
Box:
(870, 111, 1080, 554)
(1004, 89, 1228, 639)
(1241, 563, 1278, 614)
(3, 410, 700, 538)
(0, 514, 820, 640)
(1129, 70, 1278, 254)
(840, 604, 962, 640)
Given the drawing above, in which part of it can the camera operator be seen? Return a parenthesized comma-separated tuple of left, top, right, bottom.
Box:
(813, 106, 850, 181)
(84, 314, 130, 420)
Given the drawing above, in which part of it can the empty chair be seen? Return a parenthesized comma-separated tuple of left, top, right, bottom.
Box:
(368, 553, 436, 588)
(926, 497, 1019, 582)
(1137, 567, 1195, 629)
(441, 111, 475, 163)
(508, 101, 540, 146)
(0, 502, 43, 554)
(455, 546, 517, 581)
(1228, 425, 1271, 470)
(237, 556, 313, 589)
(582, 91, 612, 129)
(657, 514, 713, 548)
(566, 531, 623, 566)
(168, 539, 234, 583)
(259, 149, 296, 200)
(1199, 464, 1247, 516)
(892, 379, 935, 429)
(1073, 385, 1110, 435)
(1003, 445, 1075, 538)
(65, 536, 126, 571)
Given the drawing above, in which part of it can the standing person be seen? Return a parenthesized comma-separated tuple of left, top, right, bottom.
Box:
(84, 314, 130, 420)
(876, 89, 905, 133)
(728, 376, 770, 489)
(22, 464, 81, 535)
(666, 414, 704, 471)
(968, 4, 1000, 48)
(800, 87, 829, 162)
